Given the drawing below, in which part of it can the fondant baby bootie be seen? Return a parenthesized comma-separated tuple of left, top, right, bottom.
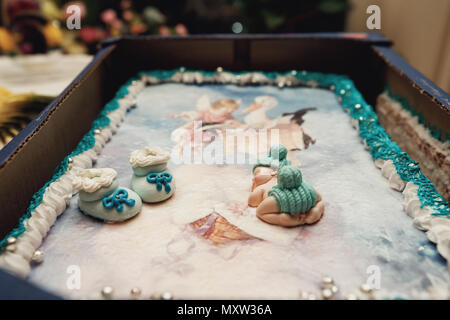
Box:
(130, 146, 175, 203)
(73, 168, 142, 222)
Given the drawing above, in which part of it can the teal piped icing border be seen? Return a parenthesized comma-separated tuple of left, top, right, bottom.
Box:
(385, 85, 450, 143)
(1, 69, 448, 250)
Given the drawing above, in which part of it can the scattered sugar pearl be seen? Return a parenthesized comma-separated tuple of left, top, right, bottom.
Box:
(130, 287, 142, 299)
(360, 283, 373, 294)
(307, 293, 316, 300)
(321, 288, 334, 300)
(31, 250, 44, 264)
(322, 276, 334, 287)
(161, 292, 173, 300)
(7, 237, 16, 245)
(150, 292, 161, 300)
(345, 293, 359, 300)
(101, 286, 114, 299)
(299, 291, 309, 300)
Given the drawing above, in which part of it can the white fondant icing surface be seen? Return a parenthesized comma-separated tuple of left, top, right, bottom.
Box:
(26, 84, 449, 299)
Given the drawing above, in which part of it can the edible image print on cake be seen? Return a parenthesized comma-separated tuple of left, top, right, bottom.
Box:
(1, 70, 448, 300)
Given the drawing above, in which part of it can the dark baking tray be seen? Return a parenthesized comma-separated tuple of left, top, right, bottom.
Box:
(0, 33, 448, 299)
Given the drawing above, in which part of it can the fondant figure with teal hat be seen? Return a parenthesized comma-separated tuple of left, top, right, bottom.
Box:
(73, 168, 142, 222)
(250, 165, 324, 227)
(130, 146, 175, 203)
(251, 144, 290, 192)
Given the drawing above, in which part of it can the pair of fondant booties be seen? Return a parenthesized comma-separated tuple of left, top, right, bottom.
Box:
(73, 147, 175, 223)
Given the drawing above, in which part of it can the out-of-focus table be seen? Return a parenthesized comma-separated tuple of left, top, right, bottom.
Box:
(0, 52, 92, 96)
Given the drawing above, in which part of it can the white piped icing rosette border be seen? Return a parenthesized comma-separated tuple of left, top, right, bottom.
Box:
(0, 69, 448, 289)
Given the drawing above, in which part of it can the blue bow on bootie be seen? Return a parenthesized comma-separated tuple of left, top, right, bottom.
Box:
(102, 189, 136, 212)
(146, 172, 172, 193)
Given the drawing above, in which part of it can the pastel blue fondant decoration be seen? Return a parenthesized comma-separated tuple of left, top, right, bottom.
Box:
(133, 163, 168, 177)
(253, 144, 290, 172)
(146, 172, 173, 193)
(78, 180, 119, 202)
(102, 189, 136, 212)
(131, 172, 175, 203)
(79, 187, 142, 222)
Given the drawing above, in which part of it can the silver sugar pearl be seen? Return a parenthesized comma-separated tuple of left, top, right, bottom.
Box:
(322, 276, 334, 287)
(307, 293, 316, 300)
(179, 67, 185, 73)
(340, 89, 346, 95)
(345, 293, 359, 300)
(277, 82, 285, 88)
(354, 104, 361, 109)
(130, 287, 142, 299)
(150, 292, 161, 300)
(101, 286, 114, 298)
(299, 291, 309, 300)
(360, 283, 373, 294)
(321, 288, 334, 300)
(418, 246, 425, 252)
(7, 237, 17, 245)
(216, 66, 223, 73)
(94, 129, 101, 135)
(31, 250, 44, 263)
(331, 285, 339, 294)
(161, 292, 173, 300)
(291, 70, 297, 75)
(68, 157, 73, 164)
